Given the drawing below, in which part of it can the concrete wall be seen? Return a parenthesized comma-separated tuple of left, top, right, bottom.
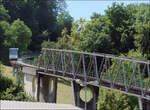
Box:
(23, 72, 57, 103)
(24, 73, 37, 98)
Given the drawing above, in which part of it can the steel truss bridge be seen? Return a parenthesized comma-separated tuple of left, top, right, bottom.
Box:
(11, 48, 150, 110)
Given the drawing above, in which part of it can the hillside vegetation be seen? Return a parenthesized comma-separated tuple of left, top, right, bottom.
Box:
(0, 1, 149, 109)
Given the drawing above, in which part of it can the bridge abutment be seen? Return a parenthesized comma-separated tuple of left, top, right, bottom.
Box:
(71, 81, 99, 110)
(37, 73, 57, 103)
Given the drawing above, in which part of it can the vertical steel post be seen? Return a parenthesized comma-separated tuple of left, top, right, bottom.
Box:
(132, 63, 137, 87)
(138, 64, 144, 96)
(122, 61, 128, 92)
(43, 50, 46, 72)
(82, 54, 87, 82)
(119, 60, 123, 83)
(84, 86, 87, 110)
(147, 64, 150, 80)
(105, 59, 109, 80)
(71, 53, 75, 78)
(63, 52, 66, 73)
(61, 51, 65, 75)
(51, 50, 55, 71)
(94, 56, 99, 82)
(82, 54, 87, 110)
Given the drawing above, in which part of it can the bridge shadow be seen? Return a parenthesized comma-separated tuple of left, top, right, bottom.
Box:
(57, 78, 71, 86)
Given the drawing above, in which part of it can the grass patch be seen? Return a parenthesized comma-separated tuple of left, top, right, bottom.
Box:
(57, 79, 74, 104)
(56, 79, 93, 104)
(1, 64, 16, 81)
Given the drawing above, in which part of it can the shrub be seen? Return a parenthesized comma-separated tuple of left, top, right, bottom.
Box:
(0, 63, 36, 101)
(98, 88, 139, 110)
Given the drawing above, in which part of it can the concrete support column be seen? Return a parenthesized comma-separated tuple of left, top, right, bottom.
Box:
(12, 67, 15, 77)
(13, 67, 22, 84)
(141, 98, 150, 110)
(37, 74, 57, 103)
(138, 97, 143, 110)
(71, 81, 99, 110)
(37, 73, 40, 101)
(16, 68, 19, 84)
(22, 72, 24, 84)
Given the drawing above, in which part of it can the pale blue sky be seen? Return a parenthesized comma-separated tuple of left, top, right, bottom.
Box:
(66, 0, 150, 21)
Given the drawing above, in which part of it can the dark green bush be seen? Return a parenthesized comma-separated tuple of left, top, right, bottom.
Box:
(0, 63, 36, 101)
(0, 73, 13, 93)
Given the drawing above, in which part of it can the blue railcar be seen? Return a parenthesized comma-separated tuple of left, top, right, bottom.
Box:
(9, 48, 19, 60)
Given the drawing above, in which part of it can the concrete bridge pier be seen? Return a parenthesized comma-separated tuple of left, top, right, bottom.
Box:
(12, 66, 23, 84)
(12, 66, 19, 78)
(138, 97, 150, 110)
(71, 81, 99, 110)
(37, 74, 57, 103)
(141, 98, 150, 110)
(12, 66, 16, 77)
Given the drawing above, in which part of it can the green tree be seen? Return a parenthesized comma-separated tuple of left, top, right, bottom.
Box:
(0, 5, 10, 21)
(105, 3, 135, 54)
(0, 5, 10, 64)
(56, 12, 74, 38)
(90, 12, 101, 19)
(98, 89, 139, 110)
(134, 4, 150, 59)
(1, 19, 32, 51)
(79, 17, 112, 53)
(0, 4, 10, 48)
(1, 0, 67, 51)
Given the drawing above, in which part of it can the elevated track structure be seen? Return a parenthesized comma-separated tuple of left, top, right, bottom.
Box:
(10, 48, 150, 110)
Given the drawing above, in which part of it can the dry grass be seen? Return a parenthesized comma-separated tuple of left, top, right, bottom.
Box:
(57, 79, 74, 104)
(57, 79, 93, 104)
(1, 64, 16, 81)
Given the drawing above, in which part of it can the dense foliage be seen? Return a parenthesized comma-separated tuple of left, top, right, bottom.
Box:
(1, 19, 32, 51)
(0, 0, 70, 51)
(98, 89, 139, 110)
(0, 63, 35, 101)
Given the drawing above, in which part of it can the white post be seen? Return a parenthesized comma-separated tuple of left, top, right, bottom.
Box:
(138, 97, 143, 110)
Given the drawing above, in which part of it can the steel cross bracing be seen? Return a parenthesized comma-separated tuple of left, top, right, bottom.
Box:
(21, 48, 150, 100)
